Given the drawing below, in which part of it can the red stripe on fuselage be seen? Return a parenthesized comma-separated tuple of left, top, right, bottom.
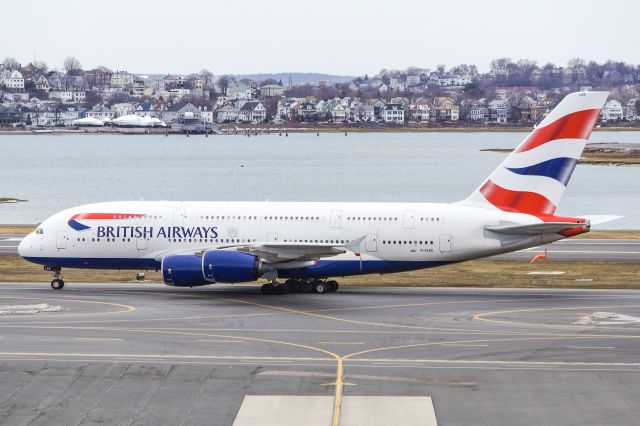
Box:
(479, 180, 556, 215)
(515, 108, 601, 153)
(69, 213, 144, 221)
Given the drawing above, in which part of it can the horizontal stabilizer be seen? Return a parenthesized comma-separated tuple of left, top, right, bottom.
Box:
(580, 215, 624, 226)
(485, 221, 588, 236)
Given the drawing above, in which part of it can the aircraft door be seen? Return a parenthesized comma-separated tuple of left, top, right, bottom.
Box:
(365, 233, 377, 252)
(136, 237, 148, 251)
(439, 234, 452, 252)
(56, 232, 67, 249)
(330, 209, 342, 228)
(172, 207, 187, 227)
(403, 210, 415, 229)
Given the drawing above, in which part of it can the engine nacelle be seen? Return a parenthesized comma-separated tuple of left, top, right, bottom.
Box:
(162, 251, 266, 287)
(202, 250, 262, 283)
(162, 254, 209, 287)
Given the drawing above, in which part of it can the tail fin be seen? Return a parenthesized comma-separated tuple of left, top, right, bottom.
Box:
(460, 91, 609, 216)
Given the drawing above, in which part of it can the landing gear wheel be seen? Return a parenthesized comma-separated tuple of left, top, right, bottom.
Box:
(301, 281, 313, 293)
(326, 280, 338, 292)
(274, 284, 288, 295)
(285, 279, 301, 293)
(260, 283, 275, 295)
(313, 280, 328, 294)
(51, 279, 64, 290)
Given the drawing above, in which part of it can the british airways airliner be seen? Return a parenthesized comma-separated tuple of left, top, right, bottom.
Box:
(18, 92, 617, 294)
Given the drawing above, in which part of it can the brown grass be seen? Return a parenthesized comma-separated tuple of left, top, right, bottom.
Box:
(1, 257, 638, 289)
(0, 225, 36, 234)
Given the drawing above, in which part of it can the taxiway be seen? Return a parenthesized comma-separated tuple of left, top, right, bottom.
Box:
(0, 283, 639, 425)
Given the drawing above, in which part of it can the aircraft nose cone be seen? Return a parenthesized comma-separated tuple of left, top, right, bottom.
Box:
(18, 235, 29, 257)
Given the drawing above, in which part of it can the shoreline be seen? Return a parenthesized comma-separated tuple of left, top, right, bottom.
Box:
(482, 143, 640, 165)
(2, 125, 640, 135)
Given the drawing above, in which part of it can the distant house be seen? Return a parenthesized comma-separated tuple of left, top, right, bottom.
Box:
(409, 99, 434, 122)
(216, 105, 240, 123)
(110, 71, 135, 87)
(487, 99, 509, 123)
(624, 99, 638, 121)
(276, 98, 300, 120)
(85, 69, 112, 87)
(259, 82, 284, 97)
(516, 96, 540, 122)
(239, 101, 266, 123)
(381, 103, 405, 123)
(297, 102, 318, 121)
(35, 75, 50, 93)
(82, 105, 115, 121)
(135, 101, 160, 117)
(434, 97, 459, 121)
(0, 105, 23, 126)
(3, 70, 25, 91)
(49, 90, 86, 104)
(226, 80, 250, 100)
(460, 99, 487, 122)
(163, 102, 201, 124)
(353, 105, 375, 122)
(112, 103, 136, 117)
(600, 100, 623, 121)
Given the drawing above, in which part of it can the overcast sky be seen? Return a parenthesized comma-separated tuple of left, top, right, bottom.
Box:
(3, 0, 639, 76)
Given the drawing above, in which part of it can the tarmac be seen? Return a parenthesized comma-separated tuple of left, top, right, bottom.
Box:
(0, 283, 640, 425)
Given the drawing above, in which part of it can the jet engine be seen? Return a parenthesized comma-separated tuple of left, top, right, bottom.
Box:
(162, 250, 269, 286)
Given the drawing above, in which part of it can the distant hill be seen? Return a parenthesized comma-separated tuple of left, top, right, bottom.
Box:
(235, 73, 356, 84)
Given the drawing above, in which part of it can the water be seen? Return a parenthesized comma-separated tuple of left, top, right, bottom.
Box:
(1, 131, 638, 228)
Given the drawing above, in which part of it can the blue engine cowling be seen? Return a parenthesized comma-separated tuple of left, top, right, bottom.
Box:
(202, 250, 261, 283)
(162, 251, 264, 287)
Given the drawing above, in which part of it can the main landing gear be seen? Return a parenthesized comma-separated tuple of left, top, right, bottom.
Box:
(260, 279, 339, 295)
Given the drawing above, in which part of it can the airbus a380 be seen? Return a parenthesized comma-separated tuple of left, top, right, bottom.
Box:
(19, 91, 619, 294)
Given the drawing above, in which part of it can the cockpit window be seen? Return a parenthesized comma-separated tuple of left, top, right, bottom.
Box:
(35, 227, 43, 235)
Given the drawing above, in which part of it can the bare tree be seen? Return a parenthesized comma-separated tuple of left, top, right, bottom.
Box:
(199, 69, 213, 83)
(32, 60, 48, 74)
(95, 65, 112, 73)
(516, 59, 537, 74)
(63, 57, 83, 76)
(2, 57, 20, 70)
(567, 58, 586, 69)
(490, 58, 512, 73)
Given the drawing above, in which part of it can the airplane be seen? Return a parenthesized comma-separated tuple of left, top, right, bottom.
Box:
(18, 91, 618, 295)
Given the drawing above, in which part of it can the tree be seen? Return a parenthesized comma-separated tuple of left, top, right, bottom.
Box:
(63, 57, 83, 76)
(199, 69, 213, 83)
(490, 58, 512, 73)
(567, 58, 586, 69)
(95, 65, 112, 73)
(32, 60, 48, 74)
(2, 57, 20, 70)
(516, 59, 537, 74)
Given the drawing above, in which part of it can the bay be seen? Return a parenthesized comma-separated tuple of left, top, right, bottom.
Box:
(0, 131, 638, 229)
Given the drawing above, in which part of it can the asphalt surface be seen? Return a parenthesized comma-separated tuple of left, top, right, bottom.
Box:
(3, 234, 640, 262)
(0, 283, 640, 425)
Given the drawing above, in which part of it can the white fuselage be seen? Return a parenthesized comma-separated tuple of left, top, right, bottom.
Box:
(19, 200, 563, 279)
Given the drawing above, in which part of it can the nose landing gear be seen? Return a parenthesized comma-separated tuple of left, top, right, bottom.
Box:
(46, 266, 64, 290)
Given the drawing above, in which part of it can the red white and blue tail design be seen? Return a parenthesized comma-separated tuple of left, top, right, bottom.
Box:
(460, 91, 609, 216)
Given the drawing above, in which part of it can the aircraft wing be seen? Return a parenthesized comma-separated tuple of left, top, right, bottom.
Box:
(154, 236, 366, 265)
(234, 242, 347, 263)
